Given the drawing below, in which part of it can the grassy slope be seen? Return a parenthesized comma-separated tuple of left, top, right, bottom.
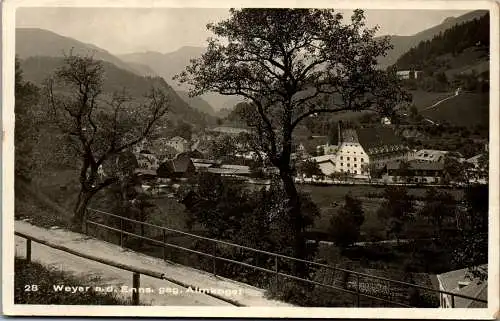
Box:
(14, 257, 130, 305)
(421, 92, 489, 127)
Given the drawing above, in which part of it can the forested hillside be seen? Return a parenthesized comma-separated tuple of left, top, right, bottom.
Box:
(20, 56, 214, 129)
(393, 13, 489, 73)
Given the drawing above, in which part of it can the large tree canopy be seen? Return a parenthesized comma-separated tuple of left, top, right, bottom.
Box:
(177, 9, 410, 167)
(176, 9, 410, 270)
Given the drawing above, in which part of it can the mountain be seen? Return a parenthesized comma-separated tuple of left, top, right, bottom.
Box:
(118, 46, 205, 87)
(377, 10, 489, 67)
(16, 28, 145, 76)
(19, 56, 213, 128)
(177, 90, 216, 115)
(119, 47, 241, 109)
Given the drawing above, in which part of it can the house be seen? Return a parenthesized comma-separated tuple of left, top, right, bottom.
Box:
(335, 126, 370, 179)
(135, 151, 160, 170)
(310, 155, 337, 176)
(308, 123, 407, 179)
(396, 70, 422, 80)
(465, 153, 488, 183)
(356, 126, 409, 170)
(157, 154, 196, 179)
(165, 136, 190, 154)
(382, 160, 444, 184)
(436, 265, 487, 308)
(409, 149, 449, 163)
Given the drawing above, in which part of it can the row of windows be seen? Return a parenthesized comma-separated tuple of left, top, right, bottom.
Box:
(340, 156, 364, 162)
(340, 163, 359, 168)
(341, 150, 362, 154)
(340, 169, 367, 175)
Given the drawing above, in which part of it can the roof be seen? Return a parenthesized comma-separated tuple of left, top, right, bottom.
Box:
(158, 157, 194, 175)
(311, 155, 335, 164)
(207, 167, 251, 175)
(437, 265, 488, 308)
(209, 126, 249, 135)
(168, 136, 189, 143)
(191, 158, 221, 165)
(221, 164, 250, 171)
(134, 169, 157, 176)
(386, 160, 444, 171)
(356, 127, 405, 154)
(414, 149, 448, 162)
(340, 128, 358, 144)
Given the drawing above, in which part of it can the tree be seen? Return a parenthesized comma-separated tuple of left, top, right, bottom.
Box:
(296, 159, 322, 178)
(46, 53, 170, 229)
(176, 9, 410, 269)
(453, 184, 488, 281)
(443, 154, 470, 185)
(377, 186, 414, 242)
(328, 194, 364, 247)
(174, 120, 193, 140)
(15, 57, 40, 181)
(207, 134, 238, 162)
(419, 187, 456, 236)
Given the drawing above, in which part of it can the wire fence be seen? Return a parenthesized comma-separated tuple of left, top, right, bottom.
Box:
(85, 207, 487, 308)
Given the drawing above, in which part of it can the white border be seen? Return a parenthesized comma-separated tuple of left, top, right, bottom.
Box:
(2, 0, 499, 318)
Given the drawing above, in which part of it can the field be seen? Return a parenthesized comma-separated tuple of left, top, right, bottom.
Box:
(300, 184, 464, 241)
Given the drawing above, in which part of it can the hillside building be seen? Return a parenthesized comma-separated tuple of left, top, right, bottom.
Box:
(396, 70, 423, 80)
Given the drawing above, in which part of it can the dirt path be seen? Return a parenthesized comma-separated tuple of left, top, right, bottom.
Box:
(15, 220, 292, 307)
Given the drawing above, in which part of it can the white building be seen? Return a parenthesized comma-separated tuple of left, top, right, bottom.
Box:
(165, 136, 190, 154)
(396, 70, 422, 80)
(335, 128, 370, 179)
(311, 123, 409, 179)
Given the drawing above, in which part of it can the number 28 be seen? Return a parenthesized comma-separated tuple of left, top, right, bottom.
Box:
(24, 285, 38, 292)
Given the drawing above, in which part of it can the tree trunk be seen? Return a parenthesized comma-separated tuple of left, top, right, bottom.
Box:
(73, 188, 95, 231)
(279, 169, 307, 277)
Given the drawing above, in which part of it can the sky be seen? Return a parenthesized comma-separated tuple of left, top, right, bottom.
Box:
(16, 7, 471, 55)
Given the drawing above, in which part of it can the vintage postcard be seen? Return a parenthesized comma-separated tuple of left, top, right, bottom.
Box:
(2, 0, 499, 318)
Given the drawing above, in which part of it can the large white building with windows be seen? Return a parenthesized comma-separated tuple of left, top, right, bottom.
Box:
(308, 122, 408, 180)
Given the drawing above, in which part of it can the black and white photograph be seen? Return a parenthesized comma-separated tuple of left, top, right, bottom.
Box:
(2, 0, 498, 318)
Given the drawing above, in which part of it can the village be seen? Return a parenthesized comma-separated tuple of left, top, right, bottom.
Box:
(115, 117, 488, 198)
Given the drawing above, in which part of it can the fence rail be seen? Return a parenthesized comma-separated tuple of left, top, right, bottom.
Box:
(85, 208, 487, 308)
(14, 231, 241, 306)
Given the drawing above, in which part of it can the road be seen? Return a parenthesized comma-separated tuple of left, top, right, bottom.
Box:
(14, 220, 292, 307)
(422, 88, 460, 111)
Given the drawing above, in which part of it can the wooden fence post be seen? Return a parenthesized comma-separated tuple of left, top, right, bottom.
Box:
(26, 239, 32, 263)
(162, 229, 166, 261)
(120, 217, 124, 247)
(132, 272, 140, 305)
(212, 242, 217, 276)
(356, 274, 360, 307)
(274, 256, 279, 289)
